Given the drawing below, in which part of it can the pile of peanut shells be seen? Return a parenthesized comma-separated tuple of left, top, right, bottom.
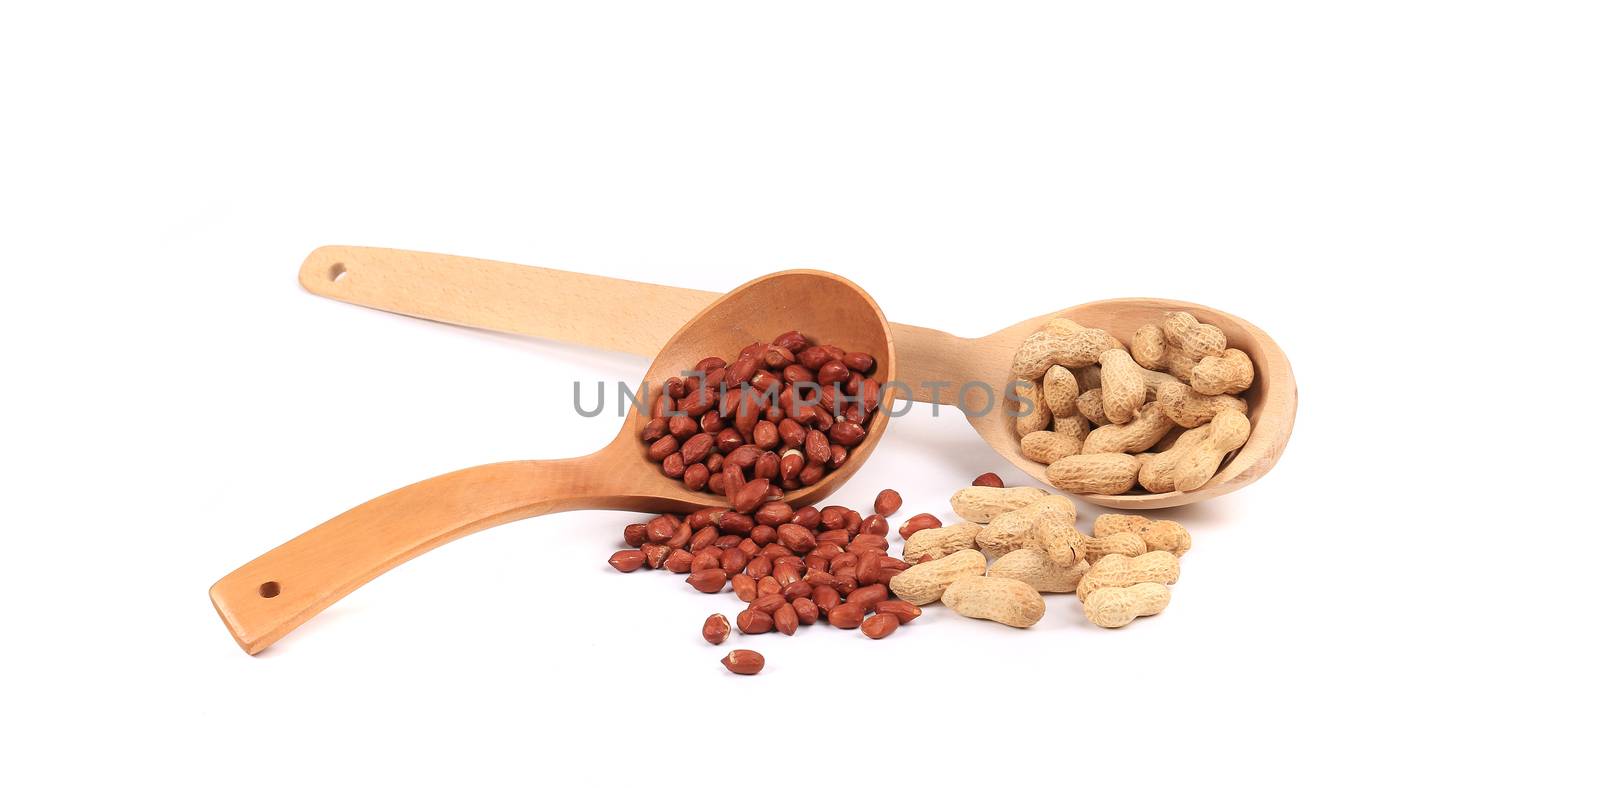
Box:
(897, 484, 1190, 629)
(1008, 311, 1255, 495)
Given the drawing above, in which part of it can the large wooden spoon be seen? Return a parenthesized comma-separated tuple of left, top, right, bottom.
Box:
(299, 247, 1296, 509)
(211, 270, 896, 654)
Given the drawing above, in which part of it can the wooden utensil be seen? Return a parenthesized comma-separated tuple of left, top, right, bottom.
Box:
(211, 270, 896, 655)
(299, 247, 1296, 509)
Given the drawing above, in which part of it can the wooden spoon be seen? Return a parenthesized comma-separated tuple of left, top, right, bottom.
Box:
(210, 269, 896, 655)
(299, 247, 1296, 509)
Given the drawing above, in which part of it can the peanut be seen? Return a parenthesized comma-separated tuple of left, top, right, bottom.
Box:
(1161, 311, 1228, 359)
(1076, 388, 1109, 426)
(702, 613, 731, 644)
(1011, 328, 1123, 378)
(1043, 319, 1126, 350)
(971, 472, 1005, 487)
(1082, 532, 1147, 563)
(1082, 583, 1170, 628)
(1053, 413, 1092, 443)
(950, 485, 1049, 523)
(1093, 514, 1192, 557)
(903, 522, 981, 562)
(1021, 430, 1080, 463)
(721, 649, 765, 675)
(1081, 401, 1174, 455)
(1156, 380, 1247, 428)
(1011, 378, 1051, 436)
(1076, 551, 1180, 601)
(1028, 498, 1085, 567)
(977, 496, 1079, 561)
(888, 549, 987, 605)
(987, 548, 1089, 593)
(861, 613, 899, 639)
(1171, 408, 1250, 492)
(1097, 349, 1147, 425)
(941, 575, 1047, 628)
(1136, 426, 1213, 493)
(1190, 348, 1254, 395)
(1130, 324, 1167, 371)
(1045, 453, 1142, 495)
(1041, 365, 1078, 419)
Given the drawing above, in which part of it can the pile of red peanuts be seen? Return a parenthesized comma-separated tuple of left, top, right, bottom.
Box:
(639, 330, 882, 504)
(608, 487, 946, 675)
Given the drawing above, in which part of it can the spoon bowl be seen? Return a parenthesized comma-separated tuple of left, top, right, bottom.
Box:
(904, 298, 1294, 509)
(210, 269, 895, 654)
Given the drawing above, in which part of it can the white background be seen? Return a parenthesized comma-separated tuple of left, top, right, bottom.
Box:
(3, 2, 1596, 785)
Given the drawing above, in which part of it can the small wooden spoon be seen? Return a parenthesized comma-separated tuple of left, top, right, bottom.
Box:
(210, 270, 896, 654)
(299, 247, 1296, 509)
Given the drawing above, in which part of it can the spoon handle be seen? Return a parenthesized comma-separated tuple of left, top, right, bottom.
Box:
(299, 246, 720, 357)
(210, 456, 607, 655)
(299, 247, 970, 405)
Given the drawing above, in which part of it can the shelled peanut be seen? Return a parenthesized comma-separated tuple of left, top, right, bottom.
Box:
(610, 487, 953, 675)
(1008, 311, 1256, 495)
(640, 329, 882, 508)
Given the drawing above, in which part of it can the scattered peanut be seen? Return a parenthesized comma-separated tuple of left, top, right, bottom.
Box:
(1076, 551, 1180, 601)
(898, 513, 943, 540)
(1083, 583, 1171, 628)
(949, 485, 1049, 523)
(861, 613, 899, 639)
(987, 548, 1089, 593)
(976, 496, 1075, 558)
(874, 600, 923, 624)
(941, 575, 1047, 628)
(1081, 532, 1147, 563)
(702, 613, 731, 644)
(1093, 514, 1192, 557)
(1029, 498, 1086, 567)
(903, 522, 981, 562)
(721, 649, 765, 675)
(888, 549, 987, 605)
